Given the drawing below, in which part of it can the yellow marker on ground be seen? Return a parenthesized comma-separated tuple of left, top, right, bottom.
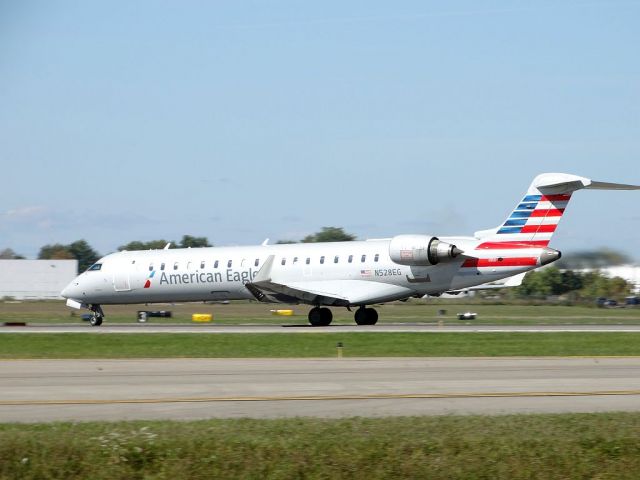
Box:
(270, 309, 294, 316)
(192, 314, 212, 322)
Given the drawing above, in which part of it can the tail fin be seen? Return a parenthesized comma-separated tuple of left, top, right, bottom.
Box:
(475, 173, 640, 249)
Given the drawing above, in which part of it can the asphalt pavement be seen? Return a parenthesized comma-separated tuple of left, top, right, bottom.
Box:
(1, 357, 640, 422)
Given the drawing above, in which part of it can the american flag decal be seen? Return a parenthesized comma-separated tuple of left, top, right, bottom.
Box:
(360, 269, 372, 277)
(400, 250, 413, 260)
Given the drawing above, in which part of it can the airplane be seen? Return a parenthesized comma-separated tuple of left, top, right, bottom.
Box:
(61, 173, 639, 326)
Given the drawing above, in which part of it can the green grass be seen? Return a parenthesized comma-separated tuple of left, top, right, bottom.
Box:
(2, 332, 640, 358)
(2, 300, 640, 325)
(2, 413, 640, 479)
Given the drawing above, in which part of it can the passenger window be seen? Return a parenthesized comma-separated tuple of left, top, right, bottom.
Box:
(200, 261, 205, 269)
(281, 258, 286, 266)
(161, 263, 165, 271)
(334, 256, 339, 263)
(293, 257, 298, 264)
(348, 255, 353, 263)
(227, 260, 232, 268)
(320, 256, 325, 264)
(306, 258, 310, 265)
(361, 254, 366, 263)
(374, 254, 380, 262)
(255, 258, 259, 267)
(214, 260, 219, 269)
(173, 262, 179, 270)
(149, 264, 153, 271)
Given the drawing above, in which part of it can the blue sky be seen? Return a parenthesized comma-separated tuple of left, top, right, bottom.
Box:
(1, 1, 639, 259)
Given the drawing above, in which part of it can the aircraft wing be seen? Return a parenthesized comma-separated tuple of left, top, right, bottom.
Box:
(444, 272, 527, 295)
(469, 272, 526, 290)
(245, 255, 415, 306)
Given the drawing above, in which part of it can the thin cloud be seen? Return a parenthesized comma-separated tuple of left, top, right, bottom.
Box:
(4, 205, 48, 219)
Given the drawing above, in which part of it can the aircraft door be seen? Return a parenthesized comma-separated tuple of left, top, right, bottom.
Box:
(113, 258, 132, 292)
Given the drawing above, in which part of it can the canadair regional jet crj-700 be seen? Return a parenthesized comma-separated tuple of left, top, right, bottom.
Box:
(62, 173, 639, 326)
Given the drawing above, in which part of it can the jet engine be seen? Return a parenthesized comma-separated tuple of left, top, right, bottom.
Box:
(389, 235, 463, 266)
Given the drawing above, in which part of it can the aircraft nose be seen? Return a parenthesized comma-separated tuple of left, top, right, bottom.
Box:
(61, 279, 80, 299)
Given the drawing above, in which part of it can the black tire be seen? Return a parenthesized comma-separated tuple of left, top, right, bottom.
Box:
(319, 307, 333, 326)
(89, 315, 103, 327)
(364, 307, 378, 325)
(308, 307, 323, 326)
(309, 307, 332, 326)
(355, 307, 378, 325)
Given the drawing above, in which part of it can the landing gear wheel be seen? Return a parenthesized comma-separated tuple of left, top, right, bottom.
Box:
(308, 307, 333, 326)
(89, 314, 103, 327)
(89, 304, 104, 327)
(354, 307, 378, 325)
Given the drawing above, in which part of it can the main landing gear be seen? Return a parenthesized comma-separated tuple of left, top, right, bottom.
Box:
(89, 304, 104, 327)
(354, 306, 378, 326)
(308, 307, 333, 326)
(307, 306, 379, 326)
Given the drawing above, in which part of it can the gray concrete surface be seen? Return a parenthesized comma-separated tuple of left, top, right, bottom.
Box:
(4, 323, 640, 333)
(1, 357, 640, 422)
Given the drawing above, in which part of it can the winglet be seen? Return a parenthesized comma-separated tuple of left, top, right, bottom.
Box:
(253, 254, 275, 283)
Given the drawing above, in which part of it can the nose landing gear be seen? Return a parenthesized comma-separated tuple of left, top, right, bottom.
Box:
(89, 304, 104, 327)
(354, 306, 378, 325)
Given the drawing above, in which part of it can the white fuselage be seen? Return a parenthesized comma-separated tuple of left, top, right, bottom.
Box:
(61, 237, 547, 307)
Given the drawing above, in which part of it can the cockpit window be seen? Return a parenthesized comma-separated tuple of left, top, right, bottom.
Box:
(88, 263, 102, 271)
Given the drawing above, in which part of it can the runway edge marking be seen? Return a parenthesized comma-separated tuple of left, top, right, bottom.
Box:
(3, 390, 640, 406)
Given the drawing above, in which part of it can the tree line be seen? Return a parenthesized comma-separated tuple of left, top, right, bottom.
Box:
(507, 267, 634, 302)
(1, 227, 357, 273)
(276, 227, 356, 244)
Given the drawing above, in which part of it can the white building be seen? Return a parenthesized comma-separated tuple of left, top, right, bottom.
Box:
(602, 265, 640, 294)
(576, 264, 640, 294)
(0, 260, 78, 300)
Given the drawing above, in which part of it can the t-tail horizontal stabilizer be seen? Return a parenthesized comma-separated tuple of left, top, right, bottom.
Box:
(533, 173, 640, 194)
(475, 173, 640, 247)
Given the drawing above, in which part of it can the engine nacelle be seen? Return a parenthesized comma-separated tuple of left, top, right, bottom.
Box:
(389, 235, 462, 266)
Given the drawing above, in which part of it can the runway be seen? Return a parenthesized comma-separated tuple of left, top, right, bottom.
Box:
(2, 357, 640, 422)
(3, 323, 640, 333)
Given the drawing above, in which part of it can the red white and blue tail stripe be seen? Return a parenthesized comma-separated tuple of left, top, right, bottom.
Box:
(487, 192, 570, 247)
(476, 180, 573, 250)
(475, 172, 640, 250)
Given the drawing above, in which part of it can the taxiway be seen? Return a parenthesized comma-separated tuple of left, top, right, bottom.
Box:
(1, 357, 640, 422)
